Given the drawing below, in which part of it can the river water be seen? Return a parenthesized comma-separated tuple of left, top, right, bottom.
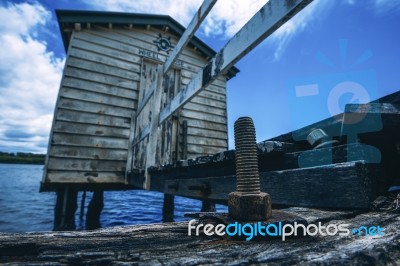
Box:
(0, 163, 227, 232)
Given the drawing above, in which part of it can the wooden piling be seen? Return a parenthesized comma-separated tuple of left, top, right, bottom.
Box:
(86, 190, 104, 230)
(162, 194, 175, 222)
(53, 186, 78, 231)
(201, 199, 216, 212)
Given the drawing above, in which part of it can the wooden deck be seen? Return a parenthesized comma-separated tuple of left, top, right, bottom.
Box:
(1, 205, 399, 265)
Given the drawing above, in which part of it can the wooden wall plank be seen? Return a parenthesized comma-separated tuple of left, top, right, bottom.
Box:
(69, 47, 140, 72)
(60, 87, 134, 109)
(56, 109, 131, 128)
(63, 77, 138, 98)
(53, 121, 130, 138)
(187, 145, 227, 155)
(181, 109, 227, 124)
(58, 98, 132, 118)
(64, 67, 136, 90)
(52, 133, 129, 149)
(184, 102, 226, 116)
(67, 57, 140, 81)
(45, 171, 125, 184)
(189, 95, 226, 109)
(47, 158, 126, 172)
(72, 36, 141, 64)
(187, 127, 227, 140)
(49, 146, 128, 161)
(184, 119, 227, 132)
(75, 31, 142, 63)
(186, 135, 227, 148)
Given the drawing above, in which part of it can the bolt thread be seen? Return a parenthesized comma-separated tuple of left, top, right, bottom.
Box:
(234, 117, 260, 194)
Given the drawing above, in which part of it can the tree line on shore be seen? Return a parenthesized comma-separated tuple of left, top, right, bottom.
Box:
(0, 152, 45, 164)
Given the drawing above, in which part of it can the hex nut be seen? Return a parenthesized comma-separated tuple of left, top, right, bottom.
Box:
(307, 128, 328, 146)
(228, 192, 272, 221)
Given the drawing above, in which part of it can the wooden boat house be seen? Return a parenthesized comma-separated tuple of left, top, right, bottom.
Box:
(41, 10, 238, 192)
(40, 3, 399, 231)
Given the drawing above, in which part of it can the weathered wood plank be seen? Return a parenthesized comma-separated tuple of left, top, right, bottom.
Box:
(164, 0, 217, 74)
(47, 158, 126, 172)
(64, 67, 136, 90)
(183, 102, 226, 116)
(186, 144, 227, 156)
(163, 161, 383, 209)
(60, 87, 134, 109)
(157, 142, 383, 184)
(196, 89, 226, 103)
(52, 133, 129, 149)
(181, 71, 227, 90)
(58, 97, 132, 118)
(56, 109, 131, 128)
(187, 127, 227, 140)
(63, 77, 138, 99)
(76, 31, 142, 63)
(189, 95, 226, 109)
(49, 146, 128, 161)
(44, 170, 125, 183)
(184, 119, 227, 133)
(53, 121, 130, 139)
(69, 47, 140, 72)
(1, 208, 399, 265)
(181, 109, 227, 124)
(72, 37, 142, 64)
(110, 28, 208, 66)
(186, 135, 227, 148)
(67, 57, 140, 81)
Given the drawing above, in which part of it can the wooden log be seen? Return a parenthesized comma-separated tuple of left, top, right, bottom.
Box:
(163, 161, 385, 209)
(0, 207, 399, 265)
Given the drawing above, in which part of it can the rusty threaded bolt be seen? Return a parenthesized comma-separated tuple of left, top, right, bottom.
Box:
(228, 117, 272, 221)
(234, 117, 260, 194)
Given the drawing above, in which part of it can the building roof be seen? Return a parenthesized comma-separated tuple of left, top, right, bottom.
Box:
(56, 10, 239, 79)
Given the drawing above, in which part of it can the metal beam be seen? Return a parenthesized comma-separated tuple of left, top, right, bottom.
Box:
(159, 0, 313, 124)
(163, 0, 217, 75)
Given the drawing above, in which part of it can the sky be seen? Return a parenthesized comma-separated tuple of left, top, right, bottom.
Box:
(0, 0, 399, 153)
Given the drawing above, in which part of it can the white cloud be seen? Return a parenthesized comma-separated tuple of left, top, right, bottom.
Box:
(84, 0, 330, 60)
(373, 0, 400, 13)
(83, 0, 267, 38)
(0, 2, 65, 153)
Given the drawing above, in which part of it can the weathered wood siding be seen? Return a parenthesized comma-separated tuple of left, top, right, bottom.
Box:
(43, 24, 229, 186)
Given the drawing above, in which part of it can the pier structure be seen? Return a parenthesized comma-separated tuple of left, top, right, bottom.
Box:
(40, 0, 400, 229)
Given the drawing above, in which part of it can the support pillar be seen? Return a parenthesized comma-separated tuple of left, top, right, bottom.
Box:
(163, 194, 175, 222)
(53, 186, 78, 231)
(86, 190, 104, 230)
(201, 199, 216, 212)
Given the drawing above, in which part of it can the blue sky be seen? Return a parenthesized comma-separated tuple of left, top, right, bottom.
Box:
(0, 0, 399, 153)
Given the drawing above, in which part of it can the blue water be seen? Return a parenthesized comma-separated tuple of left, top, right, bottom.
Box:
(0, 164, 227, 232)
